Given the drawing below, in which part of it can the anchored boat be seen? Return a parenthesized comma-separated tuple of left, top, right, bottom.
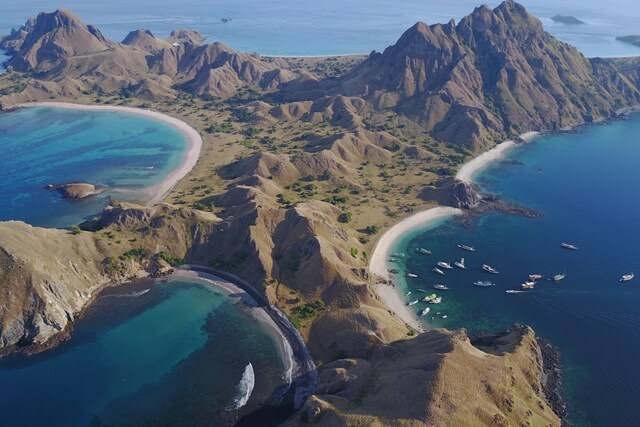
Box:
(433, 267, 446, 276)
(454, 257, 466, 269)
(561, 242, 579, 251)
(553, 273, 566, 282)
(473, 280, 496, 287)
(420, 307, 431, 317)
(521, 281, 535, 290)
(437, 261, 453, 270)
(457, 244, 476, 252)
(620, 273, 635, 283)
(417, 248, 432, 255)
(433, 284, 449, 291)
(407, 273, 419, 278)
(482, 264, 499, 274)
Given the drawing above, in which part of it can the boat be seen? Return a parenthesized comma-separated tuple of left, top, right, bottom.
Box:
(457, 244, 476, 252)
(389, 257, 399, 262)
(420, 307, 431, 317)
(423, 293, 438, 302)
(392, 253, 405, 258)
(437, 261, 453, 270)
(528, 274, 543, 281)
(407, 299, 419, 306)
(521, 281, 536, 290)
(482, 264, 499, 274)
(417, 288, 428, 293)
(417, 248, 432, 255)
(429, 296, 443, 304)
(506, 289, 526, 294)
(433, 267, 446, 276)
(454, 257, 466, 269)
(387, 268, 399, 274)
(405, 291, 412, 296)
(407, 273, 419, 278)
(473, 281, 496, 287)
(561, 242, 579, 251)
(433, 284, 449, 291)
(620, 273, 635, 283)
(553, 273, 566, 282)
(442, 315, 448, 319)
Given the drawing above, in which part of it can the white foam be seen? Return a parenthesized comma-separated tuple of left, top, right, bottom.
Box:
(229, 363, 255, 410)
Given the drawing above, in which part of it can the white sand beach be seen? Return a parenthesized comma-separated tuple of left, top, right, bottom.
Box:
(369, 206, 462, 331)
(15, 102, 203, 205)
(456, 131, 540, 184)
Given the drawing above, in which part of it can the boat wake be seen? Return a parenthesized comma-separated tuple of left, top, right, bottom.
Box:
(101, 289, 151, 299)
(228, 363, 255, 410)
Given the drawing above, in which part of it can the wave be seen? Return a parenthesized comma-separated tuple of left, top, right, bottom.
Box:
(101, 289, 151, 299)
(228, 363, 255, 410)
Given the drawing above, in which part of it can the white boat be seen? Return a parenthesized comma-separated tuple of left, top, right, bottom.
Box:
(442, 314, 448, 319)
(433, 267, 446, 276)
(454, 258, 466, 269)
(473, 280, 496, 287)
(437, 261, 453, 270)
(521, 281, 535, 290)
(506, 289, 526, 294)
(482, 264, 499, 274)
(405, 291, 412, 296)
(423, 293, 438, 302)
(407, 273, 419, 278)
(620, 273, 635, 283)
(561, 242, 579, 251)
(419, 307, 431, 317)
(429, 296, 443, 304)
(457, 244, 476, 252)
(433, 284, 449, 291)
(417, 248, 432, 255)
(407, 299, 420, 306)
(553, 273, 566, 282)
(528, 274, 543, 281)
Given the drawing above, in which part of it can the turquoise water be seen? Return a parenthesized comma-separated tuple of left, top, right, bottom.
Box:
(0, 107, 188, 228)
(1, 0, 640, 57)
(0, 279, 288, 427)
(392, 115, 640, 425)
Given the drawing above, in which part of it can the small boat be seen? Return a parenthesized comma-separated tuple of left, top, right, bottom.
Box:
(553, 273, 566, 282)
(388, 268, 399, 274)
(454, 257, 466, 269)
(442, 315, 448, 319)
(506, 289, 526, 294)
(561, 242, 579, 251)
(482, 264, 499, 274)
(392, 253, 405, 258)
(429, 296, 443, 304)
(521, 281, 536, 290)
(417, 248, 432, 255)
(405, 291, 412, 296)
(433, 267, 446, 276)
(433, 284, 449, 291)
(423, 293, 438, 302)
(389, 257, 399, 263)
(407, 299, 419, 306)
(473, 281, 496, 287)
(528, 274, 543, 281)
(417, 288, 428, 293)
(457, 244, 476, 252)
(620, 273, 635, 283)
(420, 307, 431, 317)
(407, 273, 419, 278)
(437, 261, 453, 270)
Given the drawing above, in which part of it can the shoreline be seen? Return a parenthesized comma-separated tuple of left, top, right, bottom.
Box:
(12, 101, 203, 206)
(370, 131, 540, 332)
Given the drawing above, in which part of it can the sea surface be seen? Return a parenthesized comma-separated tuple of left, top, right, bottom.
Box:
(0, 106, 188, 228)
(391, 114, 640, 426)
(0, 278, 288, 427)
(1, 0, 640, 58)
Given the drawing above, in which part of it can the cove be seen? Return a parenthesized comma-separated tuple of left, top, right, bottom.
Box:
(0, 278, 289, 427)
(391, 114, 640, 426)
(0, 106, 189, 228)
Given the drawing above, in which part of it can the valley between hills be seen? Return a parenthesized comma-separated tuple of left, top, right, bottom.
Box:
(2, 1, 640, 424)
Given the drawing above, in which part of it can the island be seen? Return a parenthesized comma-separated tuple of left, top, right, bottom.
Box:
(617, 35, 640, 47)
(2, 0, 640, 424)
(551, 14, 585, 25)
(46, 182, 101, 199)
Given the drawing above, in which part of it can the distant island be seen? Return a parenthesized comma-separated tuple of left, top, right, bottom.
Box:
(617, 35, 640, 47)
(551, 14, 585, 25)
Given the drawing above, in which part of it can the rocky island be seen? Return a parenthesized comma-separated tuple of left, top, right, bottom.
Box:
(45, 182, 101, 199)
(551, 15, 585, 25)
(2, 1, 640, 424)
(617, 35, 640, 47)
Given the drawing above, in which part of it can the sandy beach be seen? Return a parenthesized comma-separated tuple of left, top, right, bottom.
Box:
(14, 101, 203, 205)
(369, 206, 462, 331)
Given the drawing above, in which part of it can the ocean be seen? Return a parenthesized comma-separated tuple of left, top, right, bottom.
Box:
(391, 114, 640, 426)
(0, 279, 288, 427)
(1, 0, 640, 58)
(0, 106, 188, 228)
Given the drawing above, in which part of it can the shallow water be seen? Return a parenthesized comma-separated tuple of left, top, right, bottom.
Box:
(1, 0, 639, 57)
(0, 107, 188, 228)
(392, 114, 640, 425)
(0, 279, 288, 427)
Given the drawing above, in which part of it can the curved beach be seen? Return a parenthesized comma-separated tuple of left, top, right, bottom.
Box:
(15, 102, 202, 205)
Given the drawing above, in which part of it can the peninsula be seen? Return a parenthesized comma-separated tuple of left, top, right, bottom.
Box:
(2, 1, 640, 424)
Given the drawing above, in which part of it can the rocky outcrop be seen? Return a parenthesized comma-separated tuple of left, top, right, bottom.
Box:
(419, 177, 481, 209)
(46, 182, 99, 199)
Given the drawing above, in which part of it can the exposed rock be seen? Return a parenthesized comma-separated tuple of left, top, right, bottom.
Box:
(418, 177, 480, 209)
(46, 182, 99, 199)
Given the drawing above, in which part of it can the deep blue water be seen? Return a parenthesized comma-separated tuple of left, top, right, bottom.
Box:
(0, 107, 187, 228)
(392, 115, 640, 426)
(1, 0, 640, 57)
(0, 279, 288, 427)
